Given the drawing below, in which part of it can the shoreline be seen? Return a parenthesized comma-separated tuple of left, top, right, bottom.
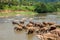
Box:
(0, 10, 37, 18)
(0, 10, 60, 18)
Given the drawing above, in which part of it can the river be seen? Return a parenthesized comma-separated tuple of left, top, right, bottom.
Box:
(0, 13, 60, 40)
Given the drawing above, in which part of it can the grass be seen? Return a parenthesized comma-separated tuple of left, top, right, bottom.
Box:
(0, 5, 37, 17)
(57, 8, 60, 12)
(0, 11, 37, 17)
(3, 5, 35, 11)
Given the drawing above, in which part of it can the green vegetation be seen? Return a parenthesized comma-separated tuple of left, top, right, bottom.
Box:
(34, 2, 58, 13)
(0, 0, 60, 16)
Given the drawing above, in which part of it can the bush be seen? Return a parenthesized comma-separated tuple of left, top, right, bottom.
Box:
(0, 3, 5, 10)
(46, 3, 56, 12)
(3, 5, 9, 10)
(10, 5, 35, 11)
(34, 3, 47, 13)
(10, 6, 20, 10)
(25, 6, 35, 11)
(34, 3, 57, 13)
(0, 1, 60, 13)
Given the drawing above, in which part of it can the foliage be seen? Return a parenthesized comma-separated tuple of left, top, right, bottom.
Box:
(34, 2, 59, 13)
(34, 3, 48, 13)
(0, 0, 60, 13)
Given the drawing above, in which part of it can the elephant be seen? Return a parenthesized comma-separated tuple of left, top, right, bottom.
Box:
(12, 21, 19, 25)
(27, 27, 35, 34)
(14, 26, 22, 31)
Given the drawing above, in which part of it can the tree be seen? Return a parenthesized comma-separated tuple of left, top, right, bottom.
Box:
(34, 2, 47, 13)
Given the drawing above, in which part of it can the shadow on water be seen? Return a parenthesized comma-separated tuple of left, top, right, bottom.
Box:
(0, 13, 60, 40)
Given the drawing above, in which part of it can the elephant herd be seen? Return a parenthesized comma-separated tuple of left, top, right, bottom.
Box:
(12, 18, 60, 40)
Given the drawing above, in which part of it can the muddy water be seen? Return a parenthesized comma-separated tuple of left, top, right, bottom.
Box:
(0, 13, 60, 40)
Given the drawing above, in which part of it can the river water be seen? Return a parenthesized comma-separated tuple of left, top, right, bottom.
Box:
(0, 13, 60, 40)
